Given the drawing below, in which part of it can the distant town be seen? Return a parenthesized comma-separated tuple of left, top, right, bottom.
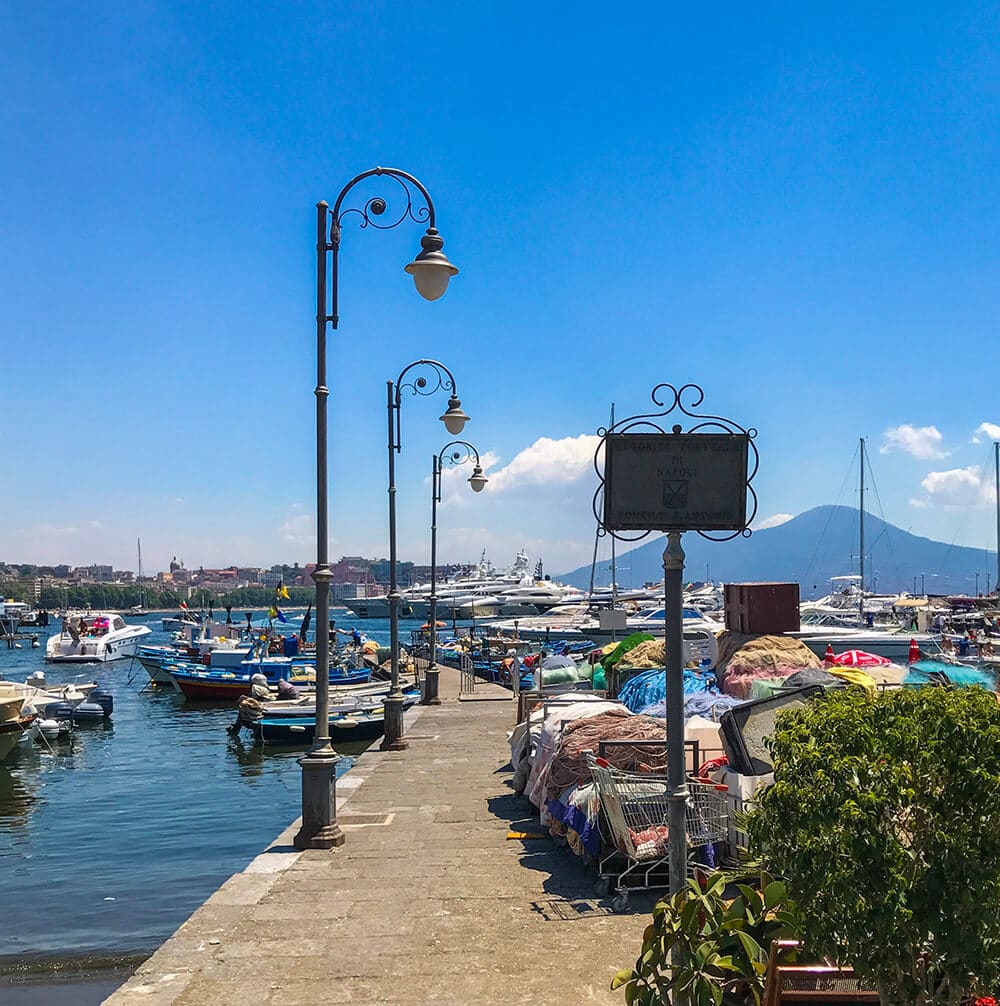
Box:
(0, 555, 471, 610)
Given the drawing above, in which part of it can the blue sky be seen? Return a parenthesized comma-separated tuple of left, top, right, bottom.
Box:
(1, 2, 997, 577)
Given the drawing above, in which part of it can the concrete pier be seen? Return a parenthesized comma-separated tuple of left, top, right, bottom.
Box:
(106, 670, 649, 1005)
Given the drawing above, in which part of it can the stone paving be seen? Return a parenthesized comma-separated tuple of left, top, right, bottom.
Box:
(106, 671, 652, 1005)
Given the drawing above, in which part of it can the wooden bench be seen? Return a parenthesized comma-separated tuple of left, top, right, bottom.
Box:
(763, 940, 879, 1005)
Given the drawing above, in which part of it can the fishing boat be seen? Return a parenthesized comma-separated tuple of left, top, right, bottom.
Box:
(46, 612, 152, 663)
(168, 658, 371, 701)
(237, 688, 420, 745)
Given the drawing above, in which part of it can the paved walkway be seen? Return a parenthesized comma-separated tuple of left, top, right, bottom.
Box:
(107, 671, 650, 1005)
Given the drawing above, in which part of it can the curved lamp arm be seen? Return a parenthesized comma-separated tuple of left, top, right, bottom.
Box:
(320, 167, 457, 327)
(434, 440, 487, 502)
(390, 359, 468, 452)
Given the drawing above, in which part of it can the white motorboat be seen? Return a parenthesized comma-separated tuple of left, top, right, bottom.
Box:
(162, 612, 202, 631)
(789, 620, 936, 661)
(0, 674, 96, 716)
(46, 612, 152, 663)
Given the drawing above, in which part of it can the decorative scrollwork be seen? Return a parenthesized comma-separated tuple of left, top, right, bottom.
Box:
(592, 382, 759, 544)
(395, 359, 456, 402)
(330, 167, 434, 242)
(433, 440, 482, 504)
(390, 358, 461, 454)
(438, 440, 480, 469)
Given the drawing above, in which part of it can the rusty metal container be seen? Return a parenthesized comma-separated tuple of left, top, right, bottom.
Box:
(723, 582, 800, 634)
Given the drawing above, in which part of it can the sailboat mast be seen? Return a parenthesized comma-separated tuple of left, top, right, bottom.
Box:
(995, 440, 999, 597)
(859, 437, 865, 621)
(610, 403, 617, 608)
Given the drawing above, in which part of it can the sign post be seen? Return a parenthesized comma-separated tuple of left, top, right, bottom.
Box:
(592, 384, 757, 902)
(662, 530, 687, 896)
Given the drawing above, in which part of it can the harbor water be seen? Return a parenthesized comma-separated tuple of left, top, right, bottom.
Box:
(0, 612, 427, 978)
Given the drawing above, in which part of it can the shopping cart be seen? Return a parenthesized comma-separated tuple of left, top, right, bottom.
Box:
(586, 751, 728, 911)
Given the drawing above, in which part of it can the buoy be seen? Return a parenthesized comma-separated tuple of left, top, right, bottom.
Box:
(823, 643, 835, 666)
(908, 638, 920, 665)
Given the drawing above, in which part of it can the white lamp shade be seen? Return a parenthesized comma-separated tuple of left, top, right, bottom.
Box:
(440, 396, 469, 435)
(405, 228, 459, 301)
(406, 260, 457, 301)
(442, 412, 467, 435)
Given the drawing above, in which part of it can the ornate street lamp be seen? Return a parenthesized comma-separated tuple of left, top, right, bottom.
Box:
(383, 360, 468, 749)
(295, 169, 458, 851)
(424, 441, 487, 705)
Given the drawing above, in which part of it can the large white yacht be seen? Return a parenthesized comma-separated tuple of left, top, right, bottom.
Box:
(46, 612, 152, 663)
(341, 551, 581, 620)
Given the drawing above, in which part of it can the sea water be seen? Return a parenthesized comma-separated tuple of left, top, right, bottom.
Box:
(0, 612, 426, 971)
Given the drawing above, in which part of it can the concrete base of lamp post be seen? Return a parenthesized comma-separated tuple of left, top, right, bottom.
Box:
(421, 667, 441, 705)
(380, 694, 409, 751)
(293, 748, 345, 850)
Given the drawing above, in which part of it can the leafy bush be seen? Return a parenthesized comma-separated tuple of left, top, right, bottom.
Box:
(747, 686, 1000, 1006)
(612, 870, 800, 1005)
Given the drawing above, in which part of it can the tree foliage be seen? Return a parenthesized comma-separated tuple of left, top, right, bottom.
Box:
(747, 686, 1000, 1006)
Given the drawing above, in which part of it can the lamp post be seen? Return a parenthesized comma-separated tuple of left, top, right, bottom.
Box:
(383, 360, 470, 749)
(425, 441, 487, 705)
(294, 168, 459, 851)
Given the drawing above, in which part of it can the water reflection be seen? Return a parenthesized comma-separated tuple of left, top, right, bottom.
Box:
(0, 768, 36, 829)
(0, 613, 416, 963)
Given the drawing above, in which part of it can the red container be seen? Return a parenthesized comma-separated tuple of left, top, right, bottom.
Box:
(724, 582, 800, 634)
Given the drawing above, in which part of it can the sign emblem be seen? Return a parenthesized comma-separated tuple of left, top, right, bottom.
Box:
(663, 480, 688, 509)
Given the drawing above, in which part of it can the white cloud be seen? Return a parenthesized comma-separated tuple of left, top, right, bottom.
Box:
(480, 434, 602, 494)
(755, 513, 794, 530)
(880, 424, 949, 459)
(972, 422, 1000, 444)
(277, 512, 316, 547)
(909, 466, 996, 510)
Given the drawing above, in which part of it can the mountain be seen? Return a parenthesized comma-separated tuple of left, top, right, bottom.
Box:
(558, 505, 999, 597)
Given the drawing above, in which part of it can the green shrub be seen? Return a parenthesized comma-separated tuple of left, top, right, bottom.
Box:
(747, 686, 1000, 1006)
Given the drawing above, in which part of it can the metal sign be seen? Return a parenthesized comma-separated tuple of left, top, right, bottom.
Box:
(603, 432, 749, 532)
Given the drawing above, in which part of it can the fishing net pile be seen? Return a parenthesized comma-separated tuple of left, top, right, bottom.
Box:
(543, 708, 668, 803)
(716, 631, 820, 699)
(616, 639, 668, 668)
(618, 668, 714, 714)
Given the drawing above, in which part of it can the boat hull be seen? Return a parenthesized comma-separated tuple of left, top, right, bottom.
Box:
(792, 631, 935, 662)
(172, 668, 372, 701)
(0, 716, 35, 763)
